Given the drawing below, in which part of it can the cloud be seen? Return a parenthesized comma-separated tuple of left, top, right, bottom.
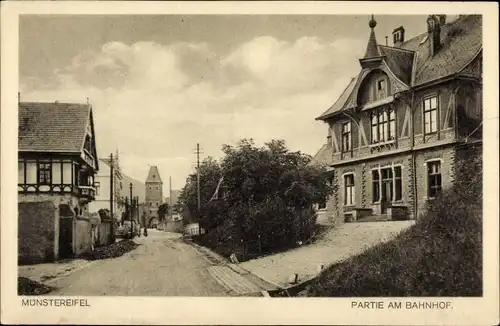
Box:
(20, 35, 363, 190)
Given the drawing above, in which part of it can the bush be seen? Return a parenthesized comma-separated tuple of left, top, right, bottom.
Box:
(181, 139, 334, 261)
(18, 277, 55, 295)
(306, 152, 482, 297)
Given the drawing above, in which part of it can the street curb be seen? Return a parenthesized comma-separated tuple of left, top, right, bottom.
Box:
(183, 238, 282, 293)
(43, 260, 96, 286)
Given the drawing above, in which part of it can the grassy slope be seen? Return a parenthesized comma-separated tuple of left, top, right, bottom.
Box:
(305, 155, 482, 297)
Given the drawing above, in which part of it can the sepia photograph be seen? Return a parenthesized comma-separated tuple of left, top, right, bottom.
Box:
(1, 1, 499, 325)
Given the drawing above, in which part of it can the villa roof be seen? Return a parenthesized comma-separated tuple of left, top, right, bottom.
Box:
(316, 15, 482, 121)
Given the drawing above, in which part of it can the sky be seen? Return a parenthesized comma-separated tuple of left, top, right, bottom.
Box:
(19, 14, 428, 191)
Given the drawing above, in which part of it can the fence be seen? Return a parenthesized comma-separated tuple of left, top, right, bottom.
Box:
(184, 223, 206, 236)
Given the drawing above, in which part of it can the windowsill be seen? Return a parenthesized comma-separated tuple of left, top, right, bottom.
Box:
(372, 200, 404, 205)
(344, 204, 356, 208)
(369, 140, 396, 148)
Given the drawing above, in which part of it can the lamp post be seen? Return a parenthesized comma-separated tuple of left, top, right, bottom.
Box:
(129, 182, 133, 239)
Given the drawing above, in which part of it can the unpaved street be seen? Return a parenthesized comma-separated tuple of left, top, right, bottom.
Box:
(46, 231, 231, 296)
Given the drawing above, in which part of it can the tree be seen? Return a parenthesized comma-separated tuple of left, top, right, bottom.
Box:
(158, 203, 170, 222)
(177, 139, 334, 258)
(177, 157, 222, 223)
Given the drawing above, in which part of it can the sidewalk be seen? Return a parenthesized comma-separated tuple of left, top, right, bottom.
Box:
(238, 221, 415, 288)
(18, 259, 94, 284)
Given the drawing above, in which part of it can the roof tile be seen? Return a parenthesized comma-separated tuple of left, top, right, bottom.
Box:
(19, 102, 90, 153)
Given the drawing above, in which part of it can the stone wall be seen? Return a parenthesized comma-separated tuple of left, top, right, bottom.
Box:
(414, 145, 456, 219)
(98, 221, 112, 247)
(18, 201, 58, 264)
(165, 220, 184, 233)
(73, 217, 92, 256)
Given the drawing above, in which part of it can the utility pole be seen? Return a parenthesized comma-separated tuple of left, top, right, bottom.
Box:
(129, 182, 133, 239)
(109, 153, 114, 244)
(169, 176, 173, 220)
(196, 143, 201, 236)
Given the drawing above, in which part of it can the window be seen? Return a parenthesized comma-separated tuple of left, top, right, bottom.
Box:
(318, 200, 327, 210)
(377, 80, 385, 91)
(341, 122, 351, 152)
(372, 166, 402, 203)
(424, 96, 438, 134)
(394, 166, 402, 201)
(95, 182, 100, 195)
(372, 170, 380, 202)
(376, 79, 387, 99)
(371, 108, 396, 143)
(84, 135, 92, 153)
(344, 174, 355, 206)
(388, 109, 396, 140)
(38, 162, 51, 185)
(18, 161, 25, 184)
(427, 161, 442, 198)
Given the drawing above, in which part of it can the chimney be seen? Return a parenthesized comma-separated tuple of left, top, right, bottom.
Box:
(437, 14, 446, 25)
(392, 26, 405, 47)
(427, 15, 441, 56)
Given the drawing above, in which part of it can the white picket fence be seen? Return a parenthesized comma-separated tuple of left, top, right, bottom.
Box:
(184, 223, 206, 236)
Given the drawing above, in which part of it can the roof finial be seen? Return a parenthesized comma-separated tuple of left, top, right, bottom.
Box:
(86, 97, 90, 105)
(369, 14, 377, 29)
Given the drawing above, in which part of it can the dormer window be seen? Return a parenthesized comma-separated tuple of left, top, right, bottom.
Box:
(376, 79, 387, 99)
(377, 80, 385, 91)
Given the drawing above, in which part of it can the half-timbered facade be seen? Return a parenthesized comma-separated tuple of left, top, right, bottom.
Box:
(312, 15, 482, 224)
(18, 101, 99, 211)
(18, 101, 100, 262)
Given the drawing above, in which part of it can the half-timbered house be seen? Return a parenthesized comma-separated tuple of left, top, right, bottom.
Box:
(311, 15, 482, 224)
(18, 100, 100, 262)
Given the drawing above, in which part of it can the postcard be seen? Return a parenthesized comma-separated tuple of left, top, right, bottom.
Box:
(1, 1, 499, 325)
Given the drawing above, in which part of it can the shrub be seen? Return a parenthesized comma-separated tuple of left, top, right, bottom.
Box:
(184, 139, 334, 260)
(306, 151, 482, 297)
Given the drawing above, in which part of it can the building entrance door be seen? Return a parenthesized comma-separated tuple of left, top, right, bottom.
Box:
(380, 168, 393, 214)
(59, 217, 73, 259)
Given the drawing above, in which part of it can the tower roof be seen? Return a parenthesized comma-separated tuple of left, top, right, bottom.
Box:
(362, 15, 382, 59)
(146, 166, 163, 183)
(363, 28, 382, 59)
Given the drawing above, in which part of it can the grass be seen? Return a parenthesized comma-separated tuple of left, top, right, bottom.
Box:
(304, 156, 482, 297)
(192, 223, 329, 262)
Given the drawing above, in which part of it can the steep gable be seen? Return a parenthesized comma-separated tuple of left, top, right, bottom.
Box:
(19, 102, 91, 153)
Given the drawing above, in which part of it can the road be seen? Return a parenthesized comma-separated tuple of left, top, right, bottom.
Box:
(46, 230, 238, 296)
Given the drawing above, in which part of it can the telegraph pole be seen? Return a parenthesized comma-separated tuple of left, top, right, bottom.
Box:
(109, 153, 114, 243)
(169, 176, 173, 220)
(129, 182, 133, 239)
(196, 143, 201, 236)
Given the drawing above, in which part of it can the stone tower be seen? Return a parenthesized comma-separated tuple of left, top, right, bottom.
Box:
(145, 165, 163, 218)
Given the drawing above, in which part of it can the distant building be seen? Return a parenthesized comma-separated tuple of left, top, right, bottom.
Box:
(88, 152, 125, 220)
(144, 165, 163, 227)
(18, 100, 103, 262)
(311, 15, 482, 224)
